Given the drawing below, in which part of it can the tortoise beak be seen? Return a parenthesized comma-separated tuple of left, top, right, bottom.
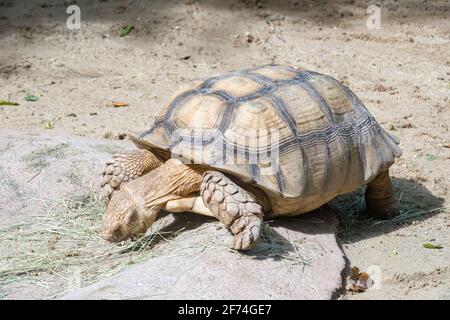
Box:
(102, 231, 112, 241)
(102, 229, 121, 242)
(101, 225, 131, 243)
(101, 230, 114, 242)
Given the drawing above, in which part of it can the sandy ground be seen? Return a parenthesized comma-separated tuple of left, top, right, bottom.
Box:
(0, 0, 449, 299)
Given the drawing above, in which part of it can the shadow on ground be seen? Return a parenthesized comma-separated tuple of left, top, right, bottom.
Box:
(332, 177, 445, 243)
(0, 0, 448, 35)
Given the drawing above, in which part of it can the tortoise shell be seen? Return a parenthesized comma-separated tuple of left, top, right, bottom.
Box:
(131, 65, 402, 215)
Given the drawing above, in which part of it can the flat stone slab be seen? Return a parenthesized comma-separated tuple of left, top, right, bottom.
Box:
(62, 210, 345, 300)
(0, 131, 345, 300)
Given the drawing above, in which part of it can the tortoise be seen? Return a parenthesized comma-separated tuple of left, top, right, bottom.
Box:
(101, 65, 402, 250)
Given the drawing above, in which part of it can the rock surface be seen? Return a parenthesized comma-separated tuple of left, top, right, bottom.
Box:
(0, 130, 129, 226)
(62, 209, 345, 300)
(0, 131, 345, 300)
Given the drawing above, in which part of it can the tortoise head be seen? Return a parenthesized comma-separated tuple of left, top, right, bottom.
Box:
(102, 189, 154, 242)
(102, 159, 202, 243)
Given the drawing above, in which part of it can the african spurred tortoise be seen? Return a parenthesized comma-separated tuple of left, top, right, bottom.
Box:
(101, 65, 402, 250)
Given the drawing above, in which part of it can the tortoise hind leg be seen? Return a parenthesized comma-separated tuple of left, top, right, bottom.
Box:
(201, 171, 264, 250)
(101, 149, 162, 198)
(365, 169, 399, 219)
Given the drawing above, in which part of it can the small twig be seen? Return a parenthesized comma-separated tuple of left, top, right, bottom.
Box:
(27, 169, 43, 183)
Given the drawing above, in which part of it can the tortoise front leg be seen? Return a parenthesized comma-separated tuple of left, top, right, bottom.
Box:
(365, 169, 399, 219)
(101, 149, 162, 198)
(200, 171, 264, 250)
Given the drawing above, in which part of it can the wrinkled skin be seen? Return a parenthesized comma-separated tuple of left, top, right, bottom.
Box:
(101, 190, 151, 242)
(102, 159, 202, 242)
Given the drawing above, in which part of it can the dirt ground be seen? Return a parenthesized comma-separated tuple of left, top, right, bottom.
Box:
(0, 0, 449, 299)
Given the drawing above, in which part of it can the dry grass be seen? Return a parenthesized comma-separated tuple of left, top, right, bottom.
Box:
(0, 191, 184, 298)
(248, 223, 315, 268)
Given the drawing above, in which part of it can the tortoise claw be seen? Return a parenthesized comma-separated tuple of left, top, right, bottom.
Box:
(231, 218, 262, 250)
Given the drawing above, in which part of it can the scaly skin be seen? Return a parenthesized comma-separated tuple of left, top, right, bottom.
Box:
(102, 157, 265, 251)
(201, 171, 264, 250)
(101, 149, 162, 198)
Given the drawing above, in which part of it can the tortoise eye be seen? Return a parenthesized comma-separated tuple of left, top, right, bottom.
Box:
(112, 225, 123, 240)
(127, 211, 139, 224)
